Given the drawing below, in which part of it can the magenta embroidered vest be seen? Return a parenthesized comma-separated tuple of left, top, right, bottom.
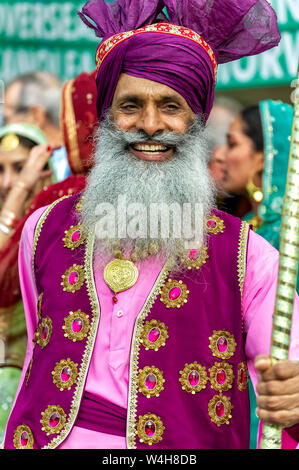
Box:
(4, 194, 251, 449)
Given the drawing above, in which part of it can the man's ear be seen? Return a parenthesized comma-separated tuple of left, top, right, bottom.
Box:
(26, 105, 47, 128)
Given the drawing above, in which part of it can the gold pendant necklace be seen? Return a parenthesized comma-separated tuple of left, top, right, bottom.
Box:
(103, 242, 160, 303)
(104, 258, 139, 303)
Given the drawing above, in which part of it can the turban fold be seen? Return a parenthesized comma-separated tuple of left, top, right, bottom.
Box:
(79, 0, 280, 122)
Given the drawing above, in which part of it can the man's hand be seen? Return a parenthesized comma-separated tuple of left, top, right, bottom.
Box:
(255, 354, 299, 428)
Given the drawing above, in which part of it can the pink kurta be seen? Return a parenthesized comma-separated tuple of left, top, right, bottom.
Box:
(10, 206, 299, 449)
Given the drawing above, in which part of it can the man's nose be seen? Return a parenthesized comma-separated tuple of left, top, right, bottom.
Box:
(135, 104, 166, 137)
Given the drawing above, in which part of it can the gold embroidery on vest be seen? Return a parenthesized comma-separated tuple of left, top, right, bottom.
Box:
(160, 279, 189, 308)
(136, 413, 165, 446)
(137, 366, 165, 398)
(40, 405, 66, 436)
(209, 362, 234, 392)
(179, 362, 208, 394)
(13, 424, 34, 449)
(52, 358, 79, 391)
(62, 310, 90, 342)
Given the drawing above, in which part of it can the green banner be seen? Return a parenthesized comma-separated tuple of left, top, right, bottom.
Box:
(0, 0, 298, 89)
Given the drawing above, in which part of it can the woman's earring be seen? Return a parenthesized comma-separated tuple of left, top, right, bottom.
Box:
(246, 177, 263, 203)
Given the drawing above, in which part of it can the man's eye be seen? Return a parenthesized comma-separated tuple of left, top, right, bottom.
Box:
(164, 104, 180, 112)
(120, 104, 138, 112)
(0, 165, 3, 173)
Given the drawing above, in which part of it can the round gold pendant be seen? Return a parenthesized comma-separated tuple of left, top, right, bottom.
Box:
(103, 258, 139, 294)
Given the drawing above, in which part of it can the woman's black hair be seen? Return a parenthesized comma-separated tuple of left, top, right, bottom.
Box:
(240, 105, 264, 152)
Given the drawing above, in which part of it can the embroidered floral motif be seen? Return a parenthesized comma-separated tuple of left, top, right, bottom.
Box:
(62, 310, 90, 342)
(52, 358, 79, 391)
(136, 413, 165, 446)
(61, 264, 85, 293)
(237, 362, 249, 391)
(160, 279, 189, 308)
(179, 362, 208, 394)
(63, 224, 87, 250)
(35, 317, 53, 349)
(206, 215, 225, 234)
(140, 319, 169, 351)
(137, 366, 165, 398)
(209, 330, 237, 360)
(180, 245, 209, 270)
(96, 23, 217, 80)
(208, 395, 232, 427)
(41, 405, 66, 436)
(13, 425, 34, 449)
(209, 362, 234, 392)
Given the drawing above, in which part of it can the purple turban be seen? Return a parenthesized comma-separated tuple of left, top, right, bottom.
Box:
(79, 0, 280, 122)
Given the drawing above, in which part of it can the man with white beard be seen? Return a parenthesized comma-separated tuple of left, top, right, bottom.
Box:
(3, 0, 299, 450)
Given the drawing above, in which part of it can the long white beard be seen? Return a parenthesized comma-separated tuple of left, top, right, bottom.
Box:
(80, 114, 216, 266)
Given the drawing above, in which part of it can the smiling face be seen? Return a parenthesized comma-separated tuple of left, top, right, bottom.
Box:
(110, 73, 195, 162)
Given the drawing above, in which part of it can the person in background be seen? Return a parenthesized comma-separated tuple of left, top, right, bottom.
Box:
(0, 123, 54, 249)
(0, 123, 54, 441)
(207, 96, 243, 189)
(0, 71, 97, 441)
(223, 99, 297, 448)
(3, 71, 63, 147)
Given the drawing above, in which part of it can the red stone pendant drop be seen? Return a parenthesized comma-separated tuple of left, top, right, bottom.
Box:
(215, 401, 225, 418)
(49, 412, 61, 428)
(112, 295, 118, 304)
(144, 420, 156, 437)
(20, 431, 29, 447)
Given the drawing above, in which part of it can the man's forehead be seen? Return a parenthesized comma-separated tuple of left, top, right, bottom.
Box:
(112, 73, 187, 103)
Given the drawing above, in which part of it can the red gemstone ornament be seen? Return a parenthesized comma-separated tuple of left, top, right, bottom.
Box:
(188, 370, 200, 387)
(160, 279, 189, 308)
(148, 327, 160, 343)
(13, 425, 34, 449)
(207, 219, 217, 229)
(69, 271, 79, 285)
(61, 366, 72, 382)
(144, 420, 156, 437)
(168, 287, 181, 300)
(145, 373, 157, 390)
(237, 362, 248, 391)
(189, 249, 198, 260)
(72, 318, 82, 333)
(208, 395, 232, 427)
(41, 325, 49, 340)
(215, 401, 225, 417)
(209, 330, 236, 360)
(71, 230, 81, 242)
(216, 369, 226, 385)
(217, 336, 228, 353)
(49, 412, 61, 428)
(20, 431, 29, 447)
